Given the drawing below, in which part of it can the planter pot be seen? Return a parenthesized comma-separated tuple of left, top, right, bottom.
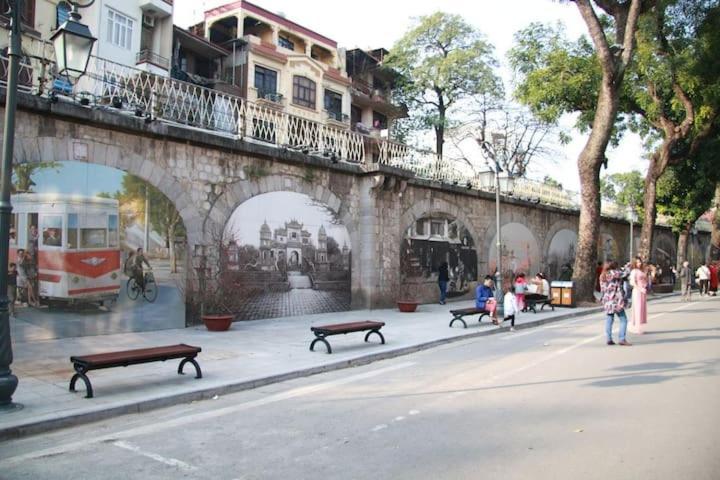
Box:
(202, 314, 233, 331)
(653, 283, 674, 294)
(396, 300, 419, 313)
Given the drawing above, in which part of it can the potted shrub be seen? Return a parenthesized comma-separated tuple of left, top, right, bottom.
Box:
(396, 283, 419, 312)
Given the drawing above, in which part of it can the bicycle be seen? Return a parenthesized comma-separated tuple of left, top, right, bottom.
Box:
(126, 270, 158, 303)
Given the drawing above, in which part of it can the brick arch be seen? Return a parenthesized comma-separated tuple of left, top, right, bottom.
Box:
(13, 135, 202, 245)
(542, 219, 578, 260)
(217, 174, 355, 251)
(480, 219, 543, 276)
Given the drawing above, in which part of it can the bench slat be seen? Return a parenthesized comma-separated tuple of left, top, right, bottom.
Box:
(311, 321, 384, 334)
(449, 308, 485, 315)
(71, 344, 201, 368)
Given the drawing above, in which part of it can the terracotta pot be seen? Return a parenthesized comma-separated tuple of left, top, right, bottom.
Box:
(202, 314, 233, 331)
(396, 300, 419, 313)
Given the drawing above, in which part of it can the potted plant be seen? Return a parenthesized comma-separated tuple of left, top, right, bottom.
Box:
(396, 283, 420, 312)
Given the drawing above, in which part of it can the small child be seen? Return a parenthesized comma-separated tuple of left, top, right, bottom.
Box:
(7, 262, 17, 318)
(503, 284, 519, 331)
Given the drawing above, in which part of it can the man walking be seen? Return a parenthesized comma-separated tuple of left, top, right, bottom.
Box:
(680, 260, 692, 301)
(438, 261, 449, 305)
(696, 262, 710, 296)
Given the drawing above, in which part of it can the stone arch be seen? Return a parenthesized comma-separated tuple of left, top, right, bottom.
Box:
(400, 197, 481, 247)
(217, 174, 355, 250)
(484, 222, 542, 277)
(542, 219, 578, 259)
(13, 134, 202, 245)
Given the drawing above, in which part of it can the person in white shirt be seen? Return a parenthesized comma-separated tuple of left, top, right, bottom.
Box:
(696, 263, 711, 296)
(503, 285, 520, 331)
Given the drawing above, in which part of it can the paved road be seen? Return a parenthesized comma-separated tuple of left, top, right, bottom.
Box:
(1, 296, 718, 479)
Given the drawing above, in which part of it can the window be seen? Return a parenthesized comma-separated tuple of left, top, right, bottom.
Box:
(0, 0, 35, 27)
(292, 76, 316, 109)
(415, 220, 424, 236)
(431, 221, 444, 236)
(41, 215, 63, 247)
(324, 89, 342, 120)
(56, 1, 71, 27)
(106, 8, 133, 50)
(278, 36, 294, 50)
(108, 215, 119, 248)
(254, 66, 277, 98)
(291, 232, 297, 239)
(81, 228, 107, 249)
(67, 213, 78, 249)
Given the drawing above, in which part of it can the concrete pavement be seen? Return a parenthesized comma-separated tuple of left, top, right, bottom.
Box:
(0, 294, 677, 440)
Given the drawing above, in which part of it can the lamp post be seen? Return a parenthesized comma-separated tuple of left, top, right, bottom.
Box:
(0, 0, 96, 409)
(627, 206, 637, 262)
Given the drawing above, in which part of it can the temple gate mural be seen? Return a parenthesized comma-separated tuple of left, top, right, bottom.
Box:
(400, 214, 478, 298)
(224, 191, 351, 320)
(488, 223, 541, 278)
(546, 229, 577, 281)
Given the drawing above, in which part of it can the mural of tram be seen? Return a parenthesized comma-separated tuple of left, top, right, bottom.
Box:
(10, 194, 121, 307)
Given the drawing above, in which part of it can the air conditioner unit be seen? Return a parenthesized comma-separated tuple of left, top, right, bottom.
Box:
(142, 14, 155, 28)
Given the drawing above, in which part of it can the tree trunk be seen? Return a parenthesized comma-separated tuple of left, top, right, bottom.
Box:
(572, 82, 618, 302)
(435, 106, 445, 159)
(711, 183, 720, 261)
(676, 227, 688, 270)
(639, 141, 674, 261)
(168, 221, 177, 274)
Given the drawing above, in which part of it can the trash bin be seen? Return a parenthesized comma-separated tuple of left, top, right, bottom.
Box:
(550, 281, 575, 307)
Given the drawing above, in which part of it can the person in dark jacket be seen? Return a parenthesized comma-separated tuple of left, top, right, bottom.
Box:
(438, 262, 449, 305)
(476, 276, 497, 323)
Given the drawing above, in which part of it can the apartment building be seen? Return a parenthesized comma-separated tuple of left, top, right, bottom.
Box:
(199, 1, 350, 127)
(0, 0, 174, 78)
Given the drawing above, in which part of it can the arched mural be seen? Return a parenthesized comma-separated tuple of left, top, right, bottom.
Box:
(400, 214, 478, 298)
(651, 233, 677, 282)
(9, 161, 187, 341)
(546, 229, 577, 281)
(488, 223, 541, 278)
(597, 233, 620, 263)
(224, 191, 351, 320)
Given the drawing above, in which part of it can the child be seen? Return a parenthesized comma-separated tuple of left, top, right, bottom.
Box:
(514, 273, 528, 312)
(503, 284, 519, 331)
(7, 262, 17, 318)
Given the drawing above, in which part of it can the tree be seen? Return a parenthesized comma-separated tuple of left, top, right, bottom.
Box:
(387, 12, 503, 158)
(118, 175, 186, 273)
(543, 176, 564, 189)
(600, 171, 645, 210)
(628, 0, 720, 260)
(509, 0, 648, 302)
(11, 162, 60, 193)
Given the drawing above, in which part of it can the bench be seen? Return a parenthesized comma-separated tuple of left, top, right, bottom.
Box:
(310, 321, 385, 354)
(449, 307, 493, 328)
(69, 344, 202, 398)
(524, 295, 555, 314)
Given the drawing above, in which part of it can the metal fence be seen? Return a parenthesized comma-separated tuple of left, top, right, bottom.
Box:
(0, 44, 632, 220)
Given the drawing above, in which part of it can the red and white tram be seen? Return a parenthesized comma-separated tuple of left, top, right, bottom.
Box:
(10, 194, 121, 306)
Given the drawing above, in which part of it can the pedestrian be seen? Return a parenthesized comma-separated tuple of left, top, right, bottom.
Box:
(600, 261, 631, 346)
(502, 283, 519, 332)
(514, 272, 528, 312)
(7, 262, 17, 318)
(622, 262, 633, 308)
(438, 261, 449, 305)
(595, 261, 603, 294)
(679, 260, 692, 301)
(696, 262, 710, 296)
(670, 265, 678, 286)
(476, 276, 497, 323)
(708, 261, 718, 296)
(647, 263, 656, 295)
(16, 249, 27, 305)
(21, 250, 39, 307)
(629, 257, 648, 334)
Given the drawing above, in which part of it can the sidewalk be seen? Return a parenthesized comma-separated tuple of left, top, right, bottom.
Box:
(1, 295, 674, 440)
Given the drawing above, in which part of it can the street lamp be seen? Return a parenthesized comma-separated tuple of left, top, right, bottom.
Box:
(0, 0, 96, 409)
(627, 205, 637, 262)
(479, 132, 506, 310)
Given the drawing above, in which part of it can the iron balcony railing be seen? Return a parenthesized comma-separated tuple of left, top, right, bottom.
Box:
(136, 49, 170, 70)
(0, 46, 633, 220)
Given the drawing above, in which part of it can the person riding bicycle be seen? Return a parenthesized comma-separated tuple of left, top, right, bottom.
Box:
(131, 247, 151, 290)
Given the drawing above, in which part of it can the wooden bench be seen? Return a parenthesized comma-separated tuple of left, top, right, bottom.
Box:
(524, 295, 555, 314)
(310, 321, 385, 354)
(69, 344, 202, 398)
(449, 307, 493, 328)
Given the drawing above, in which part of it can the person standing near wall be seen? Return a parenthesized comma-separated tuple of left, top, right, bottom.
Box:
(629, 257, 648, 334)
(600, 261, 631, 346)
(680, 260, 692, 301)
(438, 261, 449, 305)
(696, 263, 710, 296)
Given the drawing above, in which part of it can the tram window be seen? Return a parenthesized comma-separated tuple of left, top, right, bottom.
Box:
(108, 214, 119, 247)
(41, 215, 63, 247)
(67, 214, 78, 249)
(9, 213, 17, 245)
(80, 228, 107, 249)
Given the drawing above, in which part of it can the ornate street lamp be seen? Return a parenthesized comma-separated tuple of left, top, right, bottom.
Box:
(51, 2, 97, 80)
(0, 0, 96, 410)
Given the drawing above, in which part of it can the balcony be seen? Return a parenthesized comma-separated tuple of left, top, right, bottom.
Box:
(255, 90, 285, 109)
(139, 0, 173, 18)
(136, 50, 170, 74)
(325, 110, 349, 128)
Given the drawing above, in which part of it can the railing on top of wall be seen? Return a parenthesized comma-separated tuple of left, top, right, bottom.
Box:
(0, 46, 633, 221)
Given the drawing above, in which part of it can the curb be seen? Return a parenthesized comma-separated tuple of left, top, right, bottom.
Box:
(0, 293, 678, 441)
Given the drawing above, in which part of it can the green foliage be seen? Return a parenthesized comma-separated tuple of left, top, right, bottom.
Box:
(600, 171, 645, 209)
(387, 12, 503, 155)
(542, 176, 563, 190)
(118, 174, 185, 245)
(12, 162, 61, 193)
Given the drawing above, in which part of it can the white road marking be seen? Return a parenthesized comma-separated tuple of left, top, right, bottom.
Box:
(394, 416, 405, 422)
(113, 441, 197, 472)
(0, 361, 416, 467)
(408, 410, 420, 415)
(371, 424, 388, 432)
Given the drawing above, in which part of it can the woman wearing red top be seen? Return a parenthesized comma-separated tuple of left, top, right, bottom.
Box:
(709, 262, 719, 296)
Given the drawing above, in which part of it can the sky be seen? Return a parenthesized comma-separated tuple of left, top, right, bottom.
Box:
(174, 0, 649, 192)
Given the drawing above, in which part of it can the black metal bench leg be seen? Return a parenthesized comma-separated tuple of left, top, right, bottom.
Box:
(479, 313, 488, 323)
(449, 316, 467, 328)
(310, 336, 332, 354)
(364, 329, 385, 344)
(178, 357, 203, 379)
(69, 369, 94, 399)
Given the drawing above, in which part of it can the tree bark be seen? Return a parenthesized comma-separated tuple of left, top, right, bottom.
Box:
(638, 147, 670, 261)
(435, 104, 446, 159)
(676, 227, 688, 270)
(711, 182, 720, 261)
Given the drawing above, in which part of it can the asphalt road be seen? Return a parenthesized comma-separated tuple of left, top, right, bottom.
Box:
(1, 296, 718, 480)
